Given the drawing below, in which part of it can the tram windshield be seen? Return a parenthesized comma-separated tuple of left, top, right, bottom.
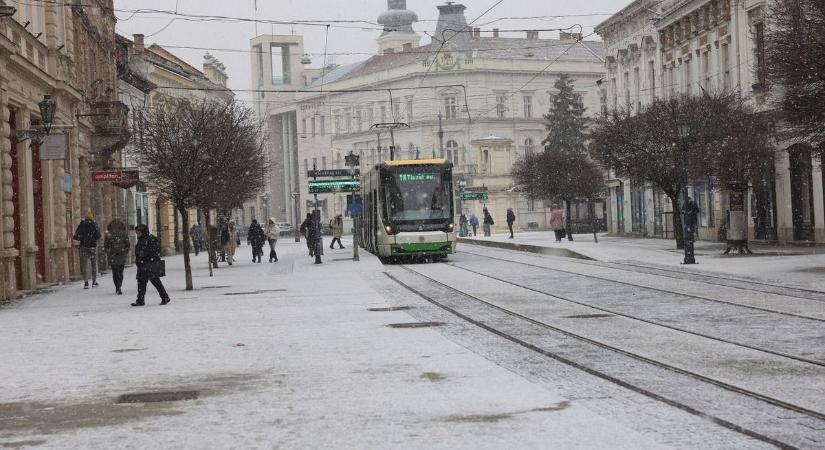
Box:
(384, 167, 453, 223)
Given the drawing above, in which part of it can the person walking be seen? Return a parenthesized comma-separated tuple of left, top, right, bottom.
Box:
(225, 222, 240, 265)
(482, 208, 494, 237)
(219, 223, 230, 262)
(73, 211, 101, 289)
(190, 223, 204, 256)
(104, 219, 130, 295)
(329, 215, 345, 249)
(550, 205, 565, 243)
(207, 224, 220, 268)
(265, 218, 279, 262)
(132, 224, 170, 306)
(469, 213, 479, 237)
(247, 219, 266, 263)
(459, 213, 468, 237)
(506, 208, 516, 239)
(299, 213, 314, 256)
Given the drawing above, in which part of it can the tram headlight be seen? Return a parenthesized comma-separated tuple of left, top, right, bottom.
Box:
(384, 224, 396, 235)
(446, 223, 455, 232)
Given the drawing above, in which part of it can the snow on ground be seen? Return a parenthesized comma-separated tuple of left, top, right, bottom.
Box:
(0, 239, 663, 449)
(466, 231, 825, 290)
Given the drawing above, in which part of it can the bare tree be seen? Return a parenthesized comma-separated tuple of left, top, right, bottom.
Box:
(590, 93, 775, 249)
(135, 98, 268, 289)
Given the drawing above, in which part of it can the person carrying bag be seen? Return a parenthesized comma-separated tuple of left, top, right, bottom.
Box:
(131, 224, 170, 307)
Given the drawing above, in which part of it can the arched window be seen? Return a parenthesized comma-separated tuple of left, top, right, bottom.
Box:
(408, 143, 415, 159)
(524, 138, 535, 155)
(446, 140, 459, 164)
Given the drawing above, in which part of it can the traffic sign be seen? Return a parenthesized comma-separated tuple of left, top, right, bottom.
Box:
(308, 179, 360, 194)
(460, 192, 489, 201)
(307, 169, 359, 178)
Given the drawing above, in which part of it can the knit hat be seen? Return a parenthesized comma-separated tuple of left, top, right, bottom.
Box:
(85, 211, 94, 220)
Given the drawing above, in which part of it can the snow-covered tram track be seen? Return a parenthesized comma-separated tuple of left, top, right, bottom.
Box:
(385, 265, 825, 450)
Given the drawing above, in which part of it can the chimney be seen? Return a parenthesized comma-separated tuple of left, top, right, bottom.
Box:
(133, 34, 144, 53)
(493, 28, 499, 38)
(526, 31, 539, 40)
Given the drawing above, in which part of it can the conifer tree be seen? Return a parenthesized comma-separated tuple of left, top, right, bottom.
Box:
(542, 73, 589, 155)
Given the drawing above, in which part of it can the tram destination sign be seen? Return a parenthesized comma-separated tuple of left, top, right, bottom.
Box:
(308, 179, 360, 194)
(307, 169, 359, 178)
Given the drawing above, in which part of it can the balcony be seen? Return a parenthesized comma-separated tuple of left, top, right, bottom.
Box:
(90, 101, 131, 161)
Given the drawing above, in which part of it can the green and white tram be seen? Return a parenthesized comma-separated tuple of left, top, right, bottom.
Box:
(360, 159, 456, 261)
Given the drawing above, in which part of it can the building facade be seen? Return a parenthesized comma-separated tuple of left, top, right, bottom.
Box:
(596, 0, 824, 244)
(0, 0, 129, 299)
(253, 1, 606, 233)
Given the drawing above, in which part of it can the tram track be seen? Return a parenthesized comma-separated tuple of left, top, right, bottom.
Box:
(386, 264, 825, 450)
(459, 248, 825, 323)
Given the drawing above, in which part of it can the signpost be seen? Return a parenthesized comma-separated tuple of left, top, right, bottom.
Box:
(308, 179, 360, 194)
(307, 169, 359, 178)
(345, 151, 361, 262)
(459, 192, 489, 201)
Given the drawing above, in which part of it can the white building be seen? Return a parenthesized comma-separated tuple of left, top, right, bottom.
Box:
(596, 0, 824, 244)
(252, 1, 606, 233)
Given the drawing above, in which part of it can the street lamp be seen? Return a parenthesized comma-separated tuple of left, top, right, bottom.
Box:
(39, 95, 57, 136)
(676, 113, 696, 264)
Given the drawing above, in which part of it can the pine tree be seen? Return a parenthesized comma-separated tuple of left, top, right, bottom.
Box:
(542, 74, 589, 154)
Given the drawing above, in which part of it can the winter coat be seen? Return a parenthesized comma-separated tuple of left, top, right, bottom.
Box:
(459, 215, 468, 225)
(300, 216, 313, 237)
(506, 210, 516, 225)
(330, 219, 344, 239)
(220, 227, 230, 246)
(190, 225, 205, 242)
(265, 219, 279, 241)
(483, 212, 494, 226)
(73, 220, 101, 248)
(104, 230, 131, 266)
(135, 232, 162, 279)
(683, 201, 700, 230)
(469, 214, 479, 227)
(549, 209, 565, 231)
(247, 222, 266, 247)
(225, 228, 240, 253)
(208, 225, 221, 248)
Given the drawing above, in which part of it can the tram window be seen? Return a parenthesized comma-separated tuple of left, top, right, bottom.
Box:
(385, 171, 452, 222)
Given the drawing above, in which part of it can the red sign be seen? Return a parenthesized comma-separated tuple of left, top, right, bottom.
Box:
(91, 169, 140, 188)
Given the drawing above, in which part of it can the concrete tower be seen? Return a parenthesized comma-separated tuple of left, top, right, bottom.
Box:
(376, 0, 420, 54)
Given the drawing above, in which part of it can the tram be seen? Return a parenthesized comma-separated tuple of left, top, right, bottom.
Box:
(359, 159, 456, 262)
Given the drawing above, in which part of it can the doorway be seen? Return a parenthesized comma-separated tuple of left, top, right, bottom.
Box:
(31, 140, 46, 282)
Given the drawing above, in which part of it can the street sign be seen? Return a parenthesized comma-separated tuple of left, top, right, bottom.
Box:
(91, 169, 139, 183)
(460, 192, 489, 201)
(464, 186, 488, 193)
(41, 134, 68, 160)
(348, 202, 363, 217)
(308, 179, 360, 194)
(307, 169, 360, 178)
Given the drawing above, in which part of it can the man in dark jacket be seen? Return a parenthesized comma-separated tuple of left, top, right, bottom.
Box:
(682, 197, 700, 238)
(506, 208, 516, 239)
(104, 219, 130, 295)
(132, 224, 170, 306)
(247, 219, 266, 263)
(73, 211, 101, 289)
(299, 213, 314, 256)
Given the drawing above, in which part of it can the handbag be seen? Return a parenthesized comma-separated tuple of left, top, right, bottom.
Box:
(147, 259, 166, 278)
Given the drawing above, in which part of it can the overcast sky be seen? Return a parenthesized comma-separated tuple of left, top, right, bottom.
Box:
(114, 0, 631, 102)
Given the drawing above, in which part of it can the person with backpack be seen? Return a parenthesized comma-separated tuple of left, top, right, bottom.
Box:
(482, 207, 494, 237)
(104, 218, 130, 295)
(73, 211, 101, 289)
(469, 213, 479, 237)
(132, 224, 170, 307)
(506, 208, 516, 239)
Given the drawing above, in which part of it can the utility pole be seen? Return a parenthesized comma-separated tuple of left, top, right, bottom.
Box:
(438, 111, 445, 158)
(311, 161, 322, 264)
(345, 151, 361, 262)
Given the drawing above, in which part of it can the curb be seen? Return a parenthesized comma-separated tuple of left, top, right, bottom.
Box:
(457, 238, 596, 261)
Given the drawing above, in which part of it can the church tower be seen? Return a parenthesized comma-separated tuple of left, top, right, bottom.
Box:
(376, 0, 420, 54)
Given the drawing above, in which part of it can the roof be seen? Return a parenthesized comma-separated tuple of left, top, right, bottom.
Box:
(307, 37, 605, 89)
(384, 158, 448, 167)
(146, 44, 205, 79)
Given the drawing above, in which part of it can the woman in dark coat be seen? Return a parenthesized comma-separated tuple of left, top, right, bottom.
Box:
(132, 224, 170, 306)
(482, 207, 494, 237)
(247, 219, 266, 263)
(104, 219, 130, 295)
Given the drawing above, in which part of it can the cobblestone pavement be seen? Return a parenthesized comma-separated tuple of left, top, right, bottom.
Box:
(371, 246, 825, 449)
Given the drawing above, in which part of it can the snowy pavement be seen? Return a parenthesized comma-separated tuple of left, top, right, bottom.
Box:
(2, 239, 668, 449)
(461, 231, 825, 290)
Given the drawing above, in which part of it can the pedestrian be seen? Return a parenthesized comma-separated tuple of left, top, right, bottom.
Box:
(469, 213, 479, 237)
(104, 218, 130, 295)
(459, 213, 468, 237)
(482, 207, 494, 237)
(208, 224, 220, 268)
(225, 222, 240, 265)
(506, 208, 516, 239)
(550, 205, 565, 243)
(265, 217, 279, 262)
(299, 213, 314, 256)
(247, 219, 266, 263)
(190, 223, 204, 256)
(73, 211, 101, 289)
(219, 222, 230, 262)
(131, 224, 170, 307)
(682, 196, 700, 238)
(329, 215, 345, 249)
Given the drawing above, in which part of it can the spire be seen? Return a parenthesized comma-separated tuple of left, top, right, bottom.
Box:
(376, 0, 421, 54)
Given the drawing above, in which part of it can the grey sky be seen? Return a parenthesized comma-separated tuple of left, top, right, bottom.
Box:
(114, 0, 630, 101)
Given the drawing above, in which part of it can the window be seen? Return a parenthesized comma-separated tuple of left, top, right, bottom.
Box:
(355, 110, 362, 131)
(702, 51, 711, 90)
(446, 140, 459, 163)
(611, 78, 617, 107)
(311, 117, 316, 137)
(648, 61, 656, 100)
(312, 157, 317, 170)
(57, 3, 66, 45)
(380, 105, 387, 123)
(444, 97, 458, 119)
(684, 59, 692, 95)
(367, 106, 374, 126)
(322, 156, 327, 169)
(523, 96, 533, 118)
(320, 116, 325, 136)
(633, 68, 640, 110)
(301, 118, 307, 136)
(754, 22, 767, 87)
(334, 113, 340, 134)
(345, 110, 351, 132)
(270, 44, 290, 85)
(721, 43, 731, 90)
(623, 71, 630, 108)
(392, 98, 400, 120)
(524, 138, 535, 155)
(406, 97, 413, 122)
(496, 94, 507, 118)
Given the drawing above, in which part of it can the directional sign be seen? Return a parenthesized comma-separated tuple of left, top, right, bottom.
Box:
(307, 169, 359, 178)
(464, 186, 488, 193)
(460, 192, 489, 201)
(308, 179, 360, 194)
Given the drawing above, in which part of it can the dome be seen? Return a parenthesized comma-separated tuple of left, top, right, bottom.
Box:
(377, 0, 418, 36)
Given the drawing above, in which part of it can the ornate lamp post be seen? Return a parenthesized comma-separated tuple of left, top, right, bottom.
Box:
(39, 95, 57, 136)
(676, 114, 696, 264)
